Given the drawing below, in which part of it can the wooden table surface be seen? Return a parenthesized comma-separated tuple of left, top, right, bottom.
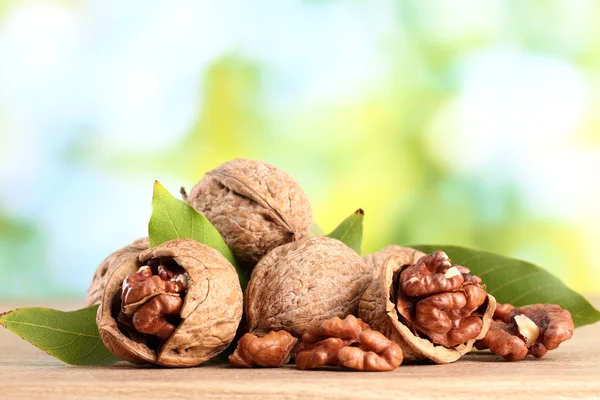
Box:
(1, 301, 599, 400)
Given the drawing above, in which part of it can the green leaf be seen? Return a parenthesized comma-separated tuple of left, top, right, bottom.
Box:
(0, 305, 119, 366)
(412, 245, 600, 328)
(309, 223, 325, 237)
(326, 209, 364, 254)
(148, 181, 247, 288)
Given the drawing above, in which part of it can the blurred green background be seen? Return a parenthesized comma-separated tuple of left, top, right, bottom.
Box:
(1, 0, 599, 299)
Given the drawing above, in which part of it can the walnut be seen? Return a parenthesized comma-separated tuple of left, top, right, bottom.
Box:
(131, 294, 183, 340)
(363, 245, 425, 280)
(86, 237, 149, 306)
(337, 330, 404, 371)
(475, 320, 528, 361)
(120, 262, 186, 316)
(475, 303, 574, 361)
(97, 238, 243, 367)
(294, 315, 366, 370)
(229, 331, 298, 367)
(493, 302, 515, 323)
(301, 313, 368, 344)
(295, 315, 403, 371)
(244, 237, 372, 338)
(359, 248, 496, 364)
(184, 158, 313, 270)
(295, 337, 348, 370)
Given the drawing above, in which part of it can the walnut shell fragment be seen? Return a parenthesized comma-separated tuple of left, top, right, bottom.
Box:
(97, 238, 243, 367)
(87, 237, 149, 306)
(245, 236, 372, 337)
(359, 250, 496, 364)
(363, 245, 425, 280)
(185, 158, 313, 269)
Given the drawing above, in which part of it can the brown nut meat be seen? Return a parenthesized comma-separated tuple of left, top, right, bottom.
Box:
(185, 158, 313, 269)
(337, 330, 403, 371)
(295, 337, 348, 370)
(359, 249, 496, 364)
(87, 237, 149, 306)
(301, 314, 368, 345)
(493, 302, 515, 323)
(97, 238, 243, 367)
(294, 315, 365, 369)
(245, 237, 372, 337)
(476, 303, 574, 361)
(229, 331, 298, 368)
(131, 294, 183, 340)
(295, 315, 403, 371)
(120, 262, 186, 316)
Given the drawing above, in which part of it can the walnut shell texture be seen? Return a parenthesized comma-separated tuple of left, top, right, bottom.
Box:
(359, 252, 496, 364)
(97, 238, 243, 367)
(245, 236, 372, 337)
(363, 245, 425, 280)
(86, 237, 149, 306)
(187, 158, 313, 268)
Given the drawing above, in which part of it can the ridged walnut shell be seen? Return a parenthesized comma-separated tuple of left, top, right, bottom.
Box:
(86, 237, 149, 306)
(245, 236, 372, 337)
(186, 158, 313, 268)
(97, 238, 243, 367)
(359, 252, 496, 364)
(363, 245, 425, 280)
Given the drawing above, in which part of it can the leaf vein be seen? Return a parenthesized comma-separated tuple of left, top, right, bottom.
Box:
(4, 321, 99, 338)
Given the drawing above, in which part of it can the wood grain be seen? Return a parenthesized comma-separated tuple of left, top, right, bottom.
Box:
(1, 301, 599, 400)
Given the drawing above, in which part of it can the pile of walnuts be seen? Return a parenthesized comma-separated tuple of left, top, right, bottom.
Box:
(88, 158, 575, 370)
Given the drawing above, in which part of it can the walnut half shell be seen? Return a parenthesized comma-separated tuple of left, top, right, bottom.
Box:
(97, 238, 243, 367)
(87, 237, 150, 307)
(359, 250, 496, 364)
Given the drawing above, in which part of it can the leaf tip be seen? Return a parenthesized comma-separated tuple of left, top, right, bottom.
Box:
(354, 208, 364, 216)
(0, 309, 15, 327)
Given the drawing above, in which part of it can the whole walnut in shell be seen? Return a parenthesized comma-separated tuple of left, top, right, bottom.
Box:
(185, 158, 313, 269)
(97, 238, 243, 367)
(359, 247, 496, 364)
(245, 236, 372, 337)
(87, 237, 149, 306)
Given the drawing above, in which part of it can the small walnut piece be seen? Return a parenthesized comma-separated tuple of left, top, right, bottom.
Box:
(229, 331, 298, 367)
(359, 248, 496, 364)
(295, 338, 348, 370)
(444, 267, 462, 279)
(299, 315, 365, 347)
(295, 315, 403, 371)
(476, 303, 574, 361)
(337, 330, 403, 372)
(513, 315, 540, 346)
(245, 236, 372, 338)
(186, 158, 313, 270)
(97, 238, 243, 367)
(87, 237, 150, 306)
